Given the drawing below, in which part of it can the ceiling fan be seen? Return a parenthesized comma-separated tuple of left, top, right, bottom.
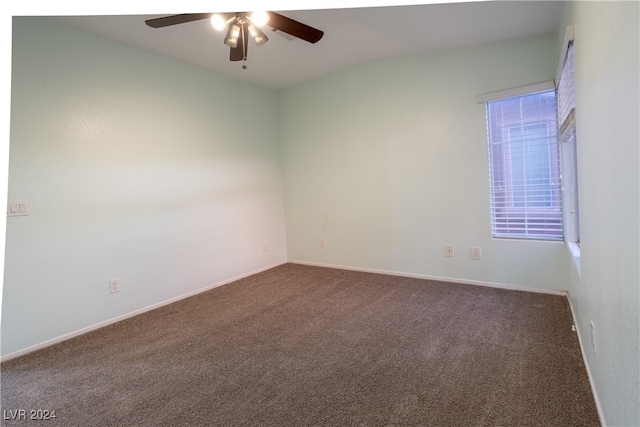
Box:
(145, 12, 324, 66)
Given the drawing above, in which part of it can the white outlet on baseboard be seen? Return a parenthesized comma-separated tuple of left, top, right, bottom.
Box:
(109, 279, 120, 294)
(471, 247, 482, 260)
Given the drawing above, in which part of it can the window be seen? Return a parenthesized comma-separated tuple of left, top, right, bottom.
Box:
(558, 41, 580, 244)
(483, 88, 563, 240)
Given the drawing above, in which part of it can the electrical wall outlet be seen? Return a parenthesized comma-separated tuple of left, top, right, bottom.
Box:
(263, 243, 268, 252)
(109, 279, 120, 294)
(471, 247, 482, 260)
(590, 320, 597, 352)
(320, 238, 326, 248)
(444, 245, 454, 257)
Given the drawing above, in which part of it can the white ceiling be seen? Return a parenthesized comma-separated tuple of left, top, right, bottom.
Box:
(49, 1, 564, 90)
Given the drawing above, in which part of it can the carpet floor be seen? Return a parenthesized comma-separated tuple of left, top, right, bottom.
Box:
(1, 263, 599, 426)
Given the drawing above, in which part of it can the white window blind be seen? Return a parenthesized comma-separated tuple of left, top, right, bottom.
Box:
(558, 42, 575, 133)
(485, 89, 563, 241)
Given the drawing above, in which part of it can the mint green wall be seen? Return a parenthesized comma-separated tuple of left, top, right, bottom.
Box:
(280, 35, 567, 291)
(559, 2, 639, 426)
(2, 17, 287, 357)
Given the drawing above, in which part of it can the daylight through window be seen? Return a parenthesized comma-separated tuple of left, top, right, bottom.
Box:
(484, 89, 563, 241)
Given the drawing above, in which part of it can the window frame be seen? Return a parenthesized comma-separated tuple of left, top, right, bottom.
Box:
(557, 35, 580, 245)
(481, 85, 564, 241)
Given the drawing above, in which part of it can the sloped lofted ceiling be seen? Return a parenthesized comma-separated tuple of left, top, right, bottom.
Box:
(49, 1, 564, 90)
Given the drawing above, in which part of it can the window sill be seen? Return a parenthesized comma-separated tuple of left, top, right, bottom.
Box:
(566, 241, 581, 276)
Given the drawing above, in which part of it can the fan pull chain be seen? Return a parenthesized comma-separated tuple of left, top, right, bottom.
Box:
(242, 22, 248, 69)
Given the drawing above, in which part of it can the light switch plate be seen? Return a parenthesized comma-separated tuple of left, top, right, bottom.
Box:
(7, 200, 29, 217)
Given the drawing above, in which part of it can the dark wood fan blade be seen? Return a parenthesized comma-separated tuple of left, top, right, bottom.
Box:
(230, 25, 249, 61)
(145, 13, 213, 28)
(267, 12, 324, 44)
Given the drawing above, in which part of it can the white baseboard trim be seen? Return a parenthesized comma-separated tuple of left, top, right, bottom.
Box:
(1, 259, 567, 362)
(0, 261, 287, 362)
(566, 297, 607, 427)
(288, 259, 567, 296)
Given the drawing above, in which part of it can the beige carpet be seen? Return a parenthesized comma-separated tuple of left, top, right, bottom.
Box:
(1, 263, 599, 426)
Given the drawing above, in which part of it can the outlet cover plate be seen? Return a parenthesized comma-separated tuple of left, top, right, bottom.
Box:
(109, 279, 120, 294)
(445, 245, 454, 257)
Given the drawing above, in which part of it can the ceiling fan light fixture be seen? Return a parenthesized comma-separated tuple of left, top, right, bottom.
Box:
(145, 11, 324, 64)
(224, 22, 241, 48)
(249, 11, 269, 27)
(248, 24, 268, 46)
(210, 14, 226, 31)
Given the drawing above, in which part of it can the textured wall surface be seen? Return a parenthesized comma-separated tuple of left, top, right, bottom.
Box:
(279, 35, 567, 291)
(559, 2, 640, 426)
(2, 17, 287, 357)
